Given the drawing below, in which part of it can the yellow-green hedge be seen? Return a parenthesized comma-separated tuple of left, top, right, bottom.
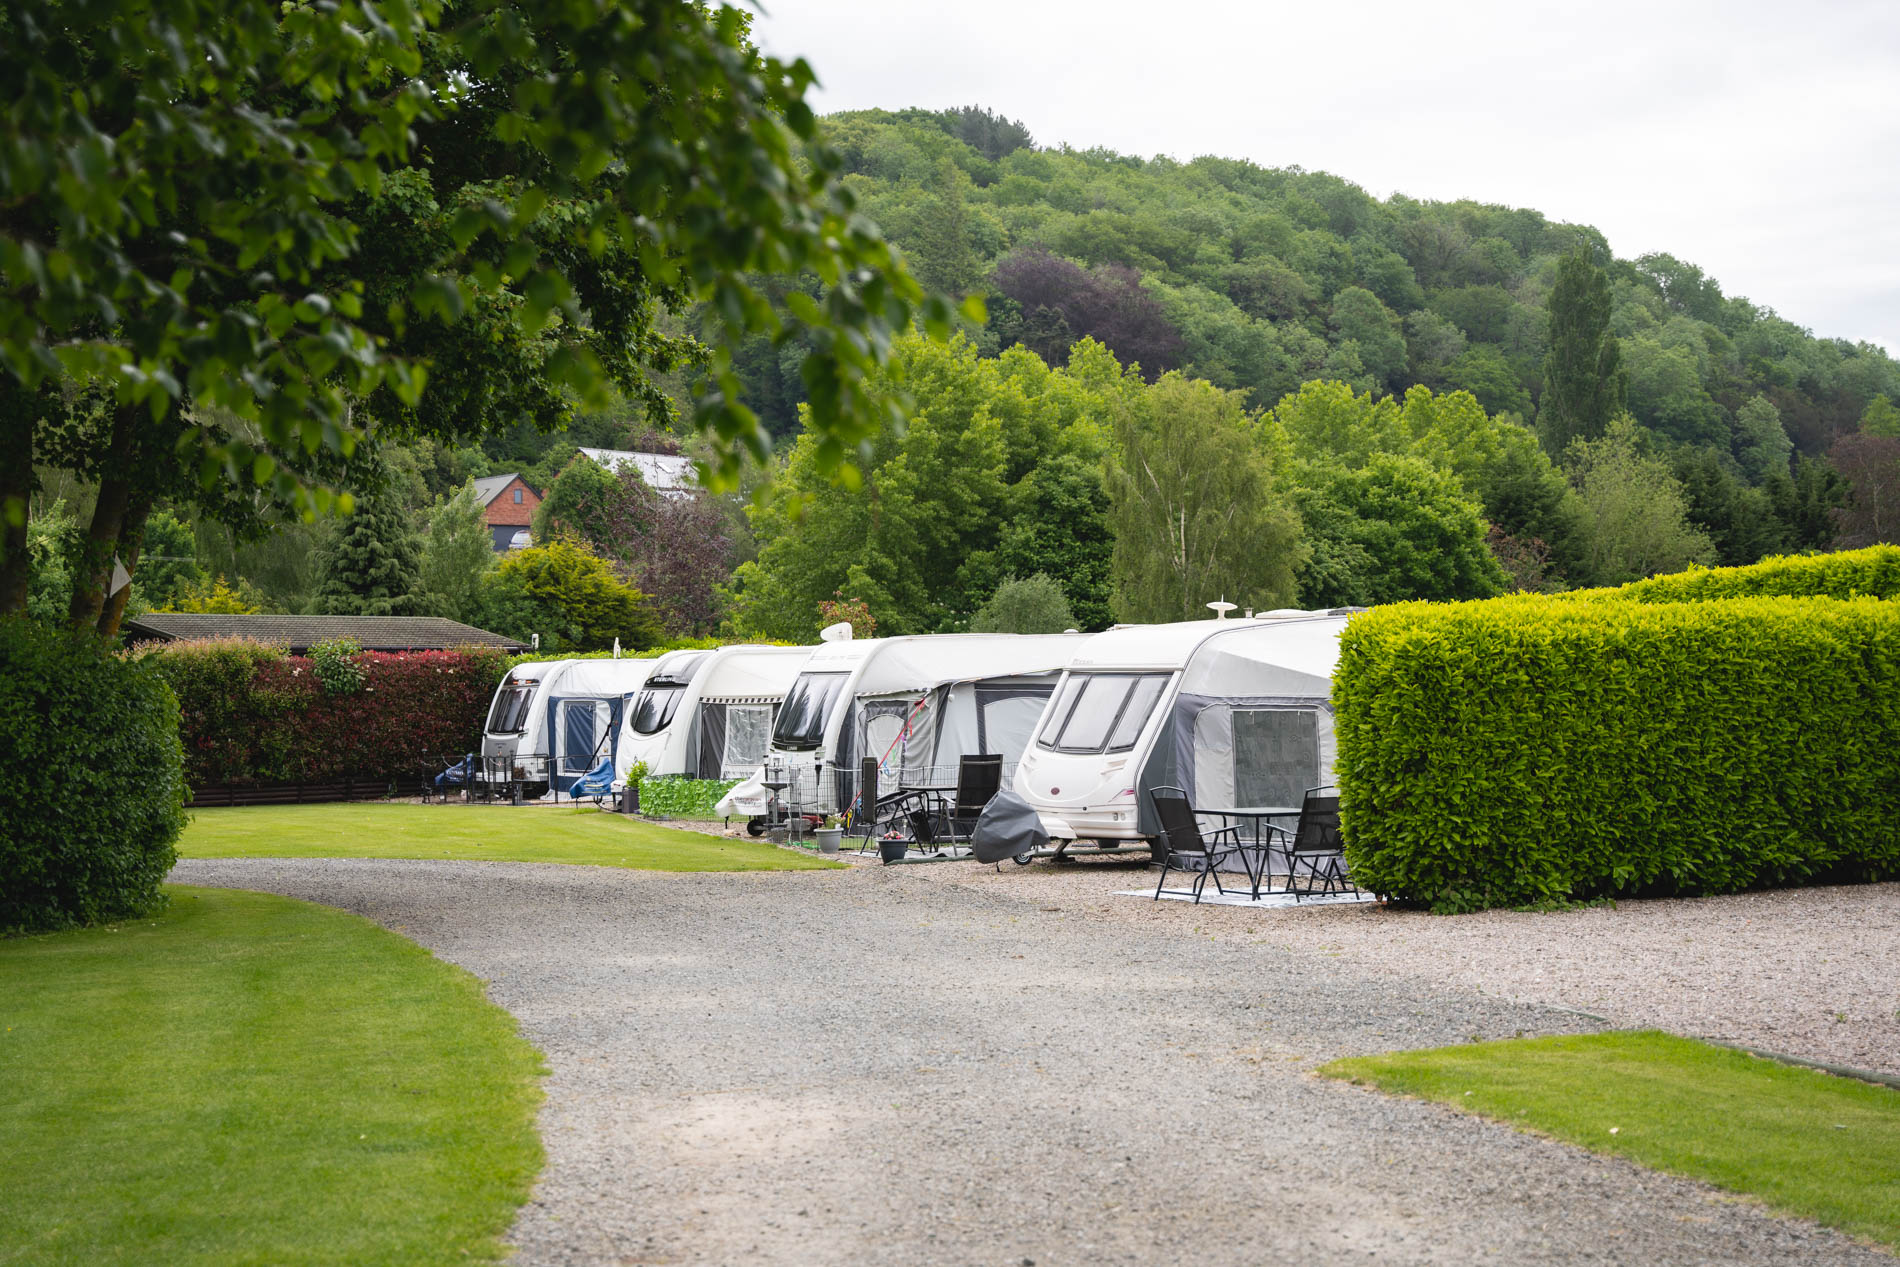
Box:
(1571, 545, 1900, 604)
(1333, 595, 1900, 909)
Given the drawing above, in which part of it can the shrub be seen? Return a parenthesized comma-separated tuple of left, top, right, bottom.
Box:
(307, 637, 365, 695)
(1572, 544, 1900, 604)
(1333, 595, 1900, 910)
(138, 640, 507, 788)
(970, 573, 1076, 633)
(637, 777, 740, 820)
(1, 619, 187, 933)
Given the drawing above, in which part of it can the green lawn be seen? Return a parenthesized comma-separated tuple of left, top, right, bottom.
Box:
(0, 886, 545, 1266)
(178, 803, 843, 870)
(1323, 1031, 1900, 1250)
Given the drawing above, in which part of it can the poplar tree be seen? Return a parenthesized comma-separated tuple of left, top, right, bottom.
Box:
(1539, 251, 1626, 453)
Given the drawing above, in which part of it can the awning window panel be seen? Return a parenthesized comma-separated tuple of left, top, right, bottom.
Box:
(721, 705, 774, 778)
(1232, 709, 1320, 808)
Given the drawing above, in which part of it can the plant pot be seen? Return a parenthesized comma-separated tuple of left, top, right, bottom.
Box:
(814, 827, 844, 854)
(878, 839, 908, 864)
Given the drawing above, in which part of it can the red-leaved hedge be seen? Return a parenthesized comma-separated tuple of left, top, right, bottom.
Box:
(136, 638, 505, 789)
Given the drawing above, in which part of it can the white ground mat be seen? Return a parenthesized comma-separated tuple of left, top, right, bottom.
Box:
(1116, 888, 1377, 909)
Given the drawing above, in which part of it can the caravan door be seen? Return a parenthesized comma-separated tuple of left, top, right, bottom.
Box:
(555, 698, 615, 776)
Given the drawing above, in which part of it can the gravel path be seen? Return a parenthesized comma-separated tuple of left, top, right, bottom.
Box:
(908, 857, 1900, 1080)
(172, 857, 1892, 1266)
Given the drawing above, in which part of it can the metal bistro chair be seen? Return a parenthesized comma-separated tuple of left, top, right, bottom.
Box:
(946, 754, 1004, 840)
(1263, 786, 1353, 901)
(1149, 785, 1253, 904)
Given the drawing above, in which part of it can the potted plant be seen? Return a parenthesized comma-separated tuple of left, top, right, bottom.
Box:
(620, 761, 649, 815)
(878, 829, 908, 864)
(813, 814, 844, 855)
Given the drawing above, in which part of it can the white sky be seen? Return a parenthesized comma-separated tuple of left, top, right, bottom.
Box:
(754, 0, 1900, 353)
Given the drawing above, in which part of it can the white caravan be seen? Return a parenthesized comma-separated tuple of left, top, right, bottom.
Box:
(1015, 613, 1353, 850)
(715, 633, 1089, 821)
(479, 656, 654, 795)
(611, 644, 816, 787)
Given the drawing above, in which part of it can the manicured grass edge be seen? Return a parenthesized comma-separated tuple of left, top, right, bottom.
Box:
(1318, 1030, 1900, 1252)
(0, 885, 548, 1266)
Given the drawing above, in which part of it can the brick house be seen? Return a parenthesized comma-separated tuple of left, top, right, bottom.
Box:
(472, 473, 541, 552)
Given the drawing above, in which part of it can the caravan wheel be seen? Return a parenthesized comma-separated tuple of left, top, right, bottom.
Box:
(1011, 851, 1035, 866)
(746, 816, 767, 838)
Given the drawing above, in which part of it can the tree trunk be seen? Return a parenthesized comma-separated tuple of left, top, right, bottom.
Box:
(97, 489, 155, 640)
(66, 403, 140, 635)
(0, 394, 33, 616)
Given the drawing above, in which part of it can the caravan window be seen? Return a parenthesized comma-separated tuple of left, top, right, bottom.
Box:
(1036, 672, 1171, 754)
(628, 687, 686, 735)
(486, 685, 534, 734)
(772, 672, 849, 750)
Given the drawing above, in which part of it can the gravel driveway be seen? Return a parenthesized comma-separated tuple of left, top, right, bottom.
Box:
(912, 857, 1900, 1080)
(173, 857, 1894, 1266)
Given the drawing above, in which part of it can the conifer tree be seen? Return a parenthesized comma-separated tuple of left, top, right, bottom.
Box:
(312, 490, 427, 616)
(1539, 251, 1626, 453)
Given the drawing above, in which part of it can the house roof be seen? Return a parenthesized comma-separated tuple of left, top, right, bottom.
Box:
(123, 614, 528, 653)
(576, 448, 697, 495)
(471, 473, 528, 506)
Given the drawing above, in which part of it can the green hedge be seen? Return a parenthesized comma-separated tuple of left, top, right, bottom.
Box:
(1, 620, 187, 933)
(1571, 545, 1900, 604)
(637, 777, 740, 820)
(1333, 595, 1900, 910)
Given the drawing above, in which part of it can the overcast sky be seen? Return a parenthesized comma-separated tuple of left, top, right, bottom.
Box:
(755, 0, 1900, 353)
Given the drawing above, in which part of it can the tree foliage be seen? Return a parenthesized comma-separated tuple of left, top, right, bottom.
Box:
(1540, 251, 1626, 453)
(477, 537, 661, 653)
(969, 574, 1077, 634)
(1294, 456, 1505, 606)
(725, 336, 1128, 639)
(311, 488, 427, 616)
(1565, 418, 1714, 585)
(990, 249, 1184, 378)
(1828, 433, 1900, 549)
(1107, 374, 1302, 621)
(418, 484, 498, 623)
(1, 1, 962, 638)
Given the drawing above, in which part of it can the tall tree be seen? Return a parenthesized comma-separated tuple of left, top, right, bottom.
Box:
(989, 249, 1184, 377)
(1862, 394, 1900, 438)
(311, 489, 427, 616)
(724, 336, 1128, 639)
(418, 484, 499, 623)
(1, 0, 960, 639)
(1828, 433, 1900, 548)
(1107, 374, 1302, 621)
(476, 538, 661, 652)
(1538, 251, 1626, 453)
(1733, 395, 1794, 482)
(993, 455, 1116, 631)
(1292, 456, 1506, 606)
(1565, 417, 1713, 585)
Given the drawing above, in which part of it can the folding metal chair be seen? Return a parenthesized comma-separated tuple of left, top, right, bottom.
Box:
(1149, 785, 1252, 903)
(947, 754, 1004, 839)
(1276, 786, 1353, 901)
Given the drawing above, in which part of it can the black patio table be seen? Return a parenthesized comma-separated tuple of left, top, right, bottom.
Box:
(1199, 805, 1301, 900)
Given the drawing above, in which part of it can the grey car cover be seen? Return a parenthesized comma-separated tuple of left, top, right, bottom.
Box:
(970, 788, 1050, 863)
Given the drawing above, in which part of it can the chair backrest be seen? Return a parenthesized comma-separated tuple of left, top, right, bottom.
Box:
(1148, 785, 1209, 855)
(1292, 788, 1342, 854)
(955, 754, 1004, 814)
(858, 756, 879, 828)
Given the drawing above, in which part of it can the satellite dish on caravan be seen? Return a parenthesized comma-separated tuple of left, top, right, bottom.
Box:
(819, 621, 855, 642)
